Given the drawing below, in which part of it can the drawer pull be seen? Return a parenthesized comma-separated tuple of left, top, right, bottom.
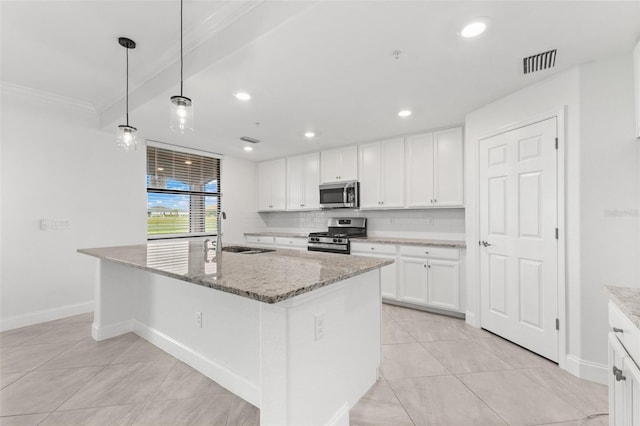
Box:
(613, 366, 626, 381)
(425, 251, 429, 254)
(612, 327, 624, 333)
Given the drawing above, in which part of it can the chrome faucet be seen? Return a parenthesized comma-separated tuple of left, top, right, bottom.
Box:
(216, 211, 227, 253)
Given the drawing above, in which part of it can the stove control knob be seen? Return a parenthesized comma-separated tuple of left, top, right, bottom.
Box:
(333, 238, 338, 243)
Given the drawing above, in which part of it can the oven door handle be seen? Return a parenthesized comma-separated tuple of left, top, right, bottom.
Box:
(343, 187, 348, 204)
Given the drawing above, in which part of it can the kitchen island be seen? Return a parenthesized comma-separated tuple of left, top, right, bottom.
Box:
(78, 240, 392, 426)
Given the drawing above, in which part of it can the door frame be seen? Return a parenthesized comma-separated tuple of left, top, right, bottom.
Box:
(472, 108, 567, 368)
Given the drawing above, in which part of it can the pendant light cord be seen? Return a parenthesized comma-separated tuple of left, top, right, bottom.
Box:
(125, 46, 130, 126)
(180, 0, 184, 97)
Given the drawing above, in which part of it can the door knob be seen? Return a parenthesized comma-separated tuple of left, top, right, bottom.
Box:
(480, 240, 492, 247)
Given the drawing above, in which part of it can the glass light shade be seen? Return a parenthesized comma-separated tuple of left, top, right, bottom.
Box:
(117, 124, 138, 151)
(170, 95, 193, 134)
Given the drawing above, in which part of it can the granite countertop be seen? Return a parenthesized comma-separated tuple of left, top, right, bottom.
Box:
(355, 236, 465, 248)
(243, 232, 466, 248)
(605, 286, 640, 329)
(78, 241, 393, 304)
(244, 232, 308, 238)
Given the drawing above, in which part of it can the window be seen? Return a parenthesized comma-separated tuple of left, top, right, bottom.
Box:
(146, 145, 221, 239)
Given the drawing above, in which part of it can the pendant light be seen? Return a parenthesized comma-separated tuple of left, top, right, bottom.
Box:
(116, 37, 138, 151)
(170, 0, 193, 134)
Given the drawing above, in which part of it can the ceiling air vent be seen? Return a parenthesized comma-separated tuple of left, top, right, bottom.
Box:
(240, 136, 260, 144)
(523, 49, 557, 75)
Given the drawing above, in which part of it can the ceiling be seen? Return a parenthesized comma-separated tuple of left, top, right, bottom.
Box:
(2, 1, 640, 161)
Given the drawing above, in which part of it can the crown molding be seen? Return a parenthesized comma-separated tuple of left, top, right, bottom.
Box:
(1, 81, 96, 112)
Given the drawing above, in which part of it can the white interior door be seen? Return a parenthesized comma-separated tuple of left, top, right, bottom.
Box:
(479, 117, 558, 362)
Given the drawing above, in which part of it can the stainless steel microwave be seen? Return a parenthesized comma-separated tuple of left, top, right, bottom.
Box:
(319, 181, 359, 209)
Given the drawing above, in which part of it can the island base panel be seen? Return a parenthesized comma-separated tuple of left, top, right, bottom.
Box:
(92, 260, 382, 426)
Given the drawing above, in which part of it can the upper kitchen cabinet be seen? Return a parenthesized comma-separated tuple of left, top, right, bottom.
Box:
(258, 158, 286, 211)
(359, 138, 405, 209)
(320, 146, 358, 183)
(405, 127, 464, 208)
(286, 152, 320, 210)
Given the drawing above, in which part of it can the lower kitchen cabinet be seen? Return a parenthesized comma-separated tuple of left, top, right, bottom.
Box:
(608, 300, 640, 426)
(274, 236, 307, 251)
(398, 252, 460, 312)
(350, 242, 397, 299)
(245, 235, 275, 247)
(352, 242, 464, 315)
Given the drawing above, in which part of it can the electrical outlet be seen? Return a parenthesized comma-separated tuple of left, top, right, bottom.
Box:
(314, 313, 325, 341)
(195, 311, 202, 328)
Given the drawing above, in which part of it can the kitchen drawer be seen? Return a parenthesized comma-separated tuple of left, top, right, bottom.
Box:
(609, 300, 640, 360)
(245, 235, 275, 246)
(275, 237, 307, 249)
(351, 242, 397, 256)
(399, 245, 459, 260)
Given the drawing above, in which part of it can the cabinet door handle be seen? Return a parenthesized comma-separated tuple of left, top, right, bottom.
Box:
(370, 247, 375, 250)
(425, 251, 429, 254)
(613, 366, 626, 381)
(612, 327, 624, 333)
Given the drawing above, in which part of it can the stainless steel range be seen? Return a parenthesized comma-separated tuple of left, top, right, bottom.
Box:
(307, 217, 367, 254)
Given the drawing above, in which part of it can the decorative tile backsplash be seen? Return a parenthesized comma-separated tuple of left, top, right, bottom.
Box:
(258, 208, 465, 240)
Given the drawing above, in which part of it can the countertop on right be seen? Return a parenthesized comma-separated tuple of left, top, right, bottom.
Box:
(605, 285, 640, 329)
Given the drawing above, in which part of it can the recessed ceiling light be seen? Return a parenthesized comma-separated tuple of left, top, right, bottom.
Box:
(244, 146, 253, 152)
(304, 131, 315, 138)
(157, 167, 164, 171)
(461, 21, 487, 38)
(398, 110, 412, 118)
(184, 160, 192, 165)
(234, 92, 251, 101)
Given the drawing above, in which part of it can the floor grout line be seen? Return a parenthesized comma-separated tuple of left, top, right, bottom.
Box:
(49, 364, 109, 414)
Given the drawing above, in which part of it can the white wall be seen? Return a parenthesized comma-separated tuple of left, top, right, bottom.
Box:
(0, 84, 263, 330)
(220, 156, 265, 245)
(578, 54, 639, 364)
(464, 53, 640, 383)
(1, 84, 147, 330)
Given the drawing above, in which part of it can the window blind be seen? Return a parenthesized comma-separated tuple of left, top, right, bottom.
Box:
(146, 146, 221, 238)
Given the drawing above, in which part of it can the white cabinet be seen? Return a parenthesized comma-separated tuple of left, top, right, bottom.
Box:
(320, 146, 358, 183)
(405, 127, 464, 208)
(398, 245, 461, 312)
(287, 153, 320, 210)
(358, 138, 405, 209)
(275, 236, 307, 251)
(351, 242, 398, 299)
(608, 300, 640, 425)
(245, 235, 275, 247)
(258, 158, 286, 211)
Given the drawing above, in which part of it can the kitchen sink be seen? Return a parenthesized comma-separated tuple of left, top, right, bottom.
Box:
(222, 246, 275, 254)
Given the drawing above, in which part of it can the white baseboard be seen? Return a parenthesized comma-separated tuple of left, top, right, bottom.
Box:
(92, 320, 134, 341)
(132, 320, 261, 408)
(564, 354, 608, 385)
(326, 402, 350, 426)
(465, 311, 479, 328)
(0, 301, 94, 331)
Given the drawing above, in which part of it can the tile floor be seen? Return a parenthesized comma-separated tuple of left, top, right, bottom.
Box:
(0, 305, 608, 425)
